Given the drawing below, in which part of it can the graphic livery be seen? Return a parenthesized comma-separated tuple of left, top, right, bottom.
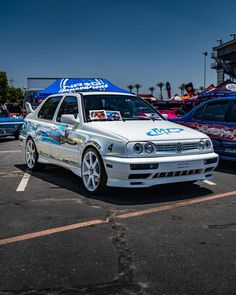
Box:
(147, 127, 185, 136)
(59, 79, 108, 93)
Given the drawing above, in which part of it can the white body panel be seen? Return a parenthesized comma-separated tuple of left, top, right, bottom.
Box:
(20, 92, 219, 189)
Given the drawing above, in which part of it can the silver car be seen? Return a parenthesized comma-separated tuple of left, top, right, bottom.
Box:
(20, 92, 218, 194)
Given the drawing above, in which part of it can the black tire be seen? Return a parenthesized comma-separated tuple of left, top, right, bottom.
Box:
(81, 147, 107, 195)
(25, 138, 45, 171)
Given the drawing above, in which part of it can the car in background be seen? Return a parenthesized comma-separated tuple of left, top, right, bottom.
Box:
(6, 103, 25, 118)
(0, 103, 24, 139)
(172, 97, 236, 162)
(20, 92, 218, 194)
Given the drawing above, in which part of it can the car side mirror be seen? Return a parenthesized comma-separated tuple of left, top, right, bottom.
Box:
(61, 114, 80, 126)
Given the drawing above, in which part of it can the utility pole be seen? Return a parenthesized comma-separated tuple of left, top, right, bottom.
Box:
(203, 52, 208, 89)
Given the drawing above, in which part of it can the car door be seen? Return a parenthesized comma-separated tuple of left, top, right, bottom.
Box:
(223, 99, 236, 157)
(35, 96, 62, 157)
(191, 100, 230, 154)
(52, 95, 82, 166)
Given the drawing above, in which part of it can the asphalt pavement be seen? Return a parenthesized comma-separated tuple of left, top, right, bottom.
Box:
(0, 138, 235, 295)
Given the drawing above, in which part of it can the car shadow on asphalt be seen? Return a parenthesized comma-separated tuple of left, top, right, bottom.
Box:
(15, 163, 214, 206)
(0, 137, 16, 143)
(215, 160, 236, 175)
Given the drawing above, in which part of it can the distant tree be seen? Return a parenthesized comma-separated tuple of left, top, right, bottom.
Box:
(149, 86, 155, 95)
(6, 86, 23, 104)
(178, 83, 186, 96)
(0, 71, 8, 102)
(198, 86, 204, 92)
(127, 84, 134, 93)
(156, 82, 164, 100)
(134, 83, 142, 94)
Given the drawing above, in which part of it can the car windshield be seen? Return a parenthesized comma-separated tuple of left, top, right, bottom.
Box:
(6, 105, 21, 113)
(83, 94, 163, 122)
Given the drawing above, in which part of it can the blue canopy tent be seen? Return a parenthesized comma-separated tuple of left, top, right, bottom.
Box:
(34, 78, 129, 99)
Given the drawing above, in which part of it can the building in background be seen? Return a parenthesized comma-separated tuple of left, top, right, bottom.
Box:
(23, 77, 60, 108)
(211, 37, 236, 85)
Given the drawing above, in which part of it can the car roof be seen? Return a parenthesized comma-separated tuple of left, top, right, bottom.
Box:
(47, 91, 135, 98)
(203, 96, 236, 103)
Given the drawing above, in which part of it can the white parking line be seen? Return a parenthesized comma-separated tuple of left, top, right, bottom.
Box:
(202, 180, 217, 186)
(0, 150, 21, 153)
(16, 171, 31, 192)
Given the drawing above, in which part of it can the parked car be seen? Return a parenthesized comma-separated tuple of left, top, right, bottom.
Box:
(20, 92, 218, 194)
(5, 103, 24, 118)
(0, 104, 24, 139)
(172, 97, 236, 162)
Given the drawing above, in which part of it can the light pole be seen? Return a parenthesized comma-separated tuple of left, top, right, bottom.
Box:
(203, 52, 208, 89)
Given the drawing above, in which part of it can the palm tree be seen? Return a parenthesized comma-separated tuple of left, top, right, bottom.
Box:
(156, 82, 164, 100)
(178, 83, 186, 96)
(198, 86, 204, 92)
(134, 83, 142, 94)
(127, 84, 134, 93)
(149, 86, 155, 95)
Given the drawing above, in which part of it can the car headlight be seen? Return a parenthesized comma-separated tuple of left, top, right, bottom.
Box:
(129, 142, 156, 156)
(133, 143, 143, 154)
(198, 140, 206, 150)
(198, 139, 212, 151)
(205, 139, 212, 150)
(144, 143, 155, 154)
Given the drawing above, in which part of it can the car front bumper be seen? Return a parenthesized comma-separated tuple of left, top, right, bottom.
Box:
(103, 152, 219, 188)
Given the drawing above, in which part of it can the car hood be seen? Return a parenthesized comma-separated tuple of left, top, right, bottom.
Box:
(87, 120, 208, 141)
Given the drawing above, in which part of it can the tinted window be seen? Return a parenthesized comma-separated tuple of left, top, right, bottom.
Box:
(83, 94, 162, 121)
(201, 101, 228, 122)
(56, 96, 79, 122)
(193, 105, 205, 120)
(38, 96, 62, 120)
(227, 101, 236, 122)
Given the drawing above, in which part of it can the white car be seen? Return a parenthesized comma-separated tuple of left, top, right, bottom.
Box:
(20, 92, 219, 194)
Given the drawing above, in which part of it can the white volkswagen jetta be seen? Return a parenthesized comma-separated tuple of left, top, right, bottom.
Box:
(20, 92, 219, 194)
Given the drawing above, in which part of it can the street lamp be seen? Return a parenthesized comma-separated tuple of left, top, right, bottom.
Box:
(203, 52, 208, 89)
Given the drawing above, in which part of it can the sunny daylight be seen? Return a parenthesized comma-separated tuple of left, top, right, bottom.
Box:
(0, 0, 236, 294)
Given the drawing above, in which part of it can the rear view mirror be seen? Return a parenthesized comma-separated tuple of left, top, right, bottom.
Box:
(162, 113, 168, 120)
(61, 114, 79, 126)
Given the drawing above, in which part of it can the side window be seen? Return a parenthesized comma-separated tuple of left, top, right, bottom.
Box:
(38, 96, 62, 120)
(226, 101, 236, 123)
(56, 96, 79, 122)
(201, 101, 228, 122)
(193, 105, 205, 120)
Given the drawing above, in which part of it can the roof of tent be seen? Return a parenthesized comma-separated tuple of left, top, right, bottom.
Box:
(34, 78, 129, 98)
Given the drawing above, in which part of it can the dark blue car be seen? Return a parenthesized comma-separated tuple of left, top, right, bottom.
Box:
(172, 97, 236, 162)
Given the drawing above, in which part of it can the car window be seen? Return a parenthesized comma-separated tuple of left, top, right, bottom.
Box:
(201, 101, 228, 122)
(193, 105, 205, 120)
(38, 96, 62, 120)
(226, 101, 236, 123)
(83, 94, 163, 122)
(56, 96, 79, 122)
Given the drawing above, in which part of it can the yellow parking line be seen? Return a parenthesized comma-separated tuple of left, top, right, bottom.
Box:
(0, 220, 104, 246)
(116, 190, 236, 219)
(0, 190, 235, 246)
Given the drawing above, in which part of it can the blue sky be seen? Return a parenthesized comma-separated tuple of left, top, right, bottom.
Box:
(1, 0, 236, 97)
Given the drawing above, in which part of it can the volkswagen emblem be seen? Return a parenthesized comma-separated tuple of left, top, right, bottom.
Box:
(176, 143, 182, 152)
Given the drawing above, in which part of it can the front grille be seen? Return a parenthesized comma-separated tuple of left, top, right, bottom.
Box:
(155, 143, 198, 153)
(128, 174, 151, 179)
(153, 169, 203, 178)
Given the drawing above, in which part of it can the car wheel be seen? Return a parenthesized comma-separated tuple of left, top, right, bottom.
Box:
(25, 138, 44, 171)
(82, 148, 107, 194)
